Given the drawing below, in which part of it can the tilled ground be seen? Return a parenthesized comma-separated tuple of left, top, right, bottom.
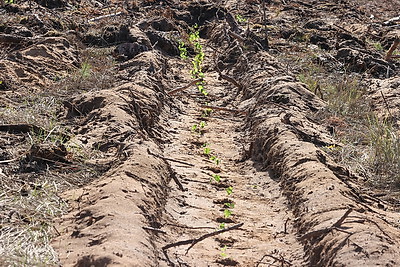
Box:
(1, 0, 400, 266)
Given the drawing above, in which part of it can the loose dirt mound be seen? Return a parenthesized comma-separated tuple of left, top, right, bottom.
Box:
(0, 36, 78, 90)
(1, 0, 400, 266)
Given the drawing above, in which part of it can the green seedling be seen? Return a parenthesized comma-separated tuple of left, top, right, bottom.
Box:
(219, 223, 226, 229)
(80, 61, 91, 78)
(188, 24, 208, 96)
(220, 245, 228, 258)
(192, 122, 206, 134)
(236, 14, 247, 23)
(178, 41, 188, 59)
(210, 155, 221, 165)
(191, 124, 198, 132)
(373, 42, 383, 51)
(197, 81, 208, 96)
(224, 209, 232, 218)
(204, 147, 211, 155)
(202, 108, 213, 117)
(224, 202, 235, 209)
(189, 24, 200, 41)
(212, 174, 221, 182)
(225, 186, 233, 195)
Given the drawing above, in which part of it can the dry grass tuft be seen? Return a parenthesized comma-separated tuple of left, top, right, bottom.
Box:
(0, 46, 115, 266)
(56, 47, 117, 95)
(292, 50, 400, 189)
(0, 179, 66, 266)
(320, 78, 400, 189)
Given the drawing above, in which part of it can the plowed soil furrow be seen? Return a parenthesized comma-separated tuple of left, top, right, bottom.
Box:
(160, 72, 305, 266)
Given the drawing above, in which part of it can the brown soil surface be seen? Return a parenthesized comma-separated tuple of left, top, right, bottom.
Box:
(1, 0, 400, 266)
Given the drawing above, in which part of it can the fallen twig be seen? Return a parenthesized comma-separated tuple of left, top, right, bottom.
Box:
(219, 72, 242, 90)
(147, 149, 187, 191)
(299, 208, 352, 241)
(168, 79, 204, 95)
(262, 0, 270, 50)
(162, 222, 244, 254)
(228, 30, 245, 43)
(143, 226, 167, 234)
(256, 254, 292, 267)
(170, 172, 185, 192)
(147, 149, 195, 167)
(332, 208, 353, 227)
(215, 64, 242, 90)
(165, 223, 215, 230)
(0, 157, 20, 164)
(284, 218, 290, 234)
(384, 16, 400, 25)
(385, 39, 400, 61)
(0, 34, 28, 44)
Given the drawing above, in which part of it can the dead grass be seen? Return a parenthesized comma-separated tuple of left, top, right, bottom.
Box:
(0, 178, 66, 266)
(293, 51, 400, 190)
(0, 46, 115, 266)
(56, 47, 117, 95)
(320, 78, 400, 189)
(367, 116, 400, 186)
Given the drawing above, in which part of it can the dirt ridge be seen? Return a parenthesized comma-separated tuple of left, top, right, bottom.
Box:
(242, 52, 400, 265)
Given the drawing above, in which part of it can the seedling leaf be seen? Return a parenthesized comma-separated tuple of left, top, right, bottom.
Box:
(226, 186, 233, 195)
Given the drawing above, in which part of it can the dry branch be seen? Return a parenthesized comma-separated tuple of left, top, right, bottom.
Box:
(215, 63, 243, 90)
(384, 16, 400, 25)
(385, 39, 400, 61)
(332, 208, 353, 227)
(168, 79, 204, 95)
(147, 149, 188, 191)
(256, 254, 292, 267)
(218, 72, 242, 90)
(228, 30, 245, 43)
(165, 223, 215, 230)
(0, 157, 20, 164)
(162, 222, 244, 254)
(143, 226, 167, 234)
(147, 149, 195, 167)
(380, 91, 393, 118)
